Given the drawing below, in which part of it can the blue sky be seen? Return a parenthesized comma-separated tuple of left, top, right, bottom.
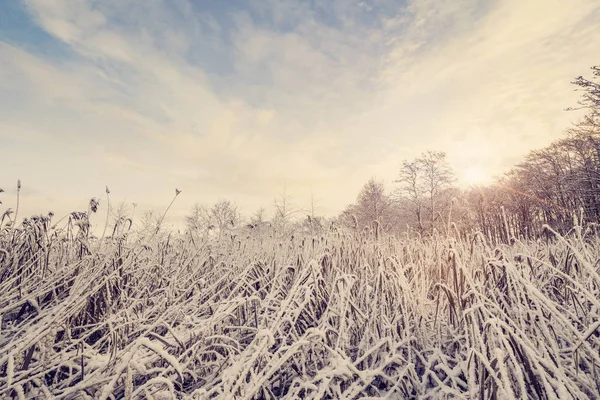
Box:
(1, 0, 599, 228)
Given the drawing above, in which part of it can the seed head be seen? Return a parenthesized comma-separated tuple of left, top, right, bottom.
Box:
(89, 198, 100, 213)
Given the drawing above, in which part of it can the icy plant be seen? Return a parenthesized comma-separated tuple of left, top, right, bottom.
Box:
(0, 213, 599, 399)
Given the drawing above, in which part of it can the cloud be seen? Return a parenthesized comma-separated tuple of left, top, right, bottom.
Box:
(359, 0, 600, 178)
(1, 0, 599, 223)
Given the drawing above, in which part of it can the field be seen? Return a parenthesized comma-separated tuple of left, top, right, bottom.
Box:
(1, 215, 600, 399)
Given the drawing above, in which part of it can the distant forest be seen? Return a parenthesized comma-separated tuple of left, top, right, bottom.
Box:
(180, 64, 600, 244)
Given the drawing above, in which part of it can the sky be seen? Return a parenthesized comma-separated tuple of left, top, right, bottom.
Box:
(1, 0, 599, 229)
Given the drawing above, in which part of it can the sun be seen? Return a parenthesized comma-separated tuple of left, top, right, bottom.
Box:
(464, 166, 486, 186)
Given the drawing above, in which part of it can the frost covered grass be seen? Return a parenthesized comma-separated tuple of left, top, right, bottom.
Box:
(1, 215, 600, 399)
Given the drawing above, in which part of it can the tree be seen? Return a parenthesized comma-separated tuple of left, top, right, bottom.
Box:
(420, 151, 454, 232)
(185, 200, 241, 239)
(395, 160, 425, 233)
(395, 151, 454, 234)
(273, 186, 299, 232)
(569, 65, 600, 128)
(186, 203, 211, 236)
(211, 199, 241, 238)
(304, 188, 324, 234)
(567, 65, 600, 222)
(353, 178, 393, 230)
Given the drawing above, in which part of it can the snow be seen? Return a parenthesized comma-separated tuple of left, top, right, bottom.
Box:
(1, 224, 600, 398)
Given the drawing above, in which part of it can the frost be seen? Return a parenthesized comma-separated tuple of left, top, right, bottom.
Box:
(1, 221, 600, 399)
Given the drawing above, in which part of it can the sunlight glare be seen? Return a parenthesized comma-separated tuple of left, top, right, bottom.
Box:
(465, 166, 486, 186)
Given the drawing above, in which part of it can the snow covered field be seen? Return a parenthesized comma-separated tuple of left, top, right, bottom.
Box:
(1, 218, 600, 399)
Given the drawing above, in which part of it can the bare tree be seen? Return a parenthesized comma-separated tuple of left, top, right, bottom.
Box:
(273, 186, 299, 232)
(352, 178, 393, 232)
(185, 200, 240, 239)
(185, 203, 211, 235)
(395, 160, 425, 233)
(304, 188, 324, 234)
(395, 151, 454, 234)
(420, 151, 455, 232)
(210, 199, 241, 239)
(569, 65, 600, 127)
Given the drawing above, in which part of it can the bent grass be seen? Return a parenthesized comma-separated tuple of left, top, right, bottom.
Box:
(0, 209, 599, 399)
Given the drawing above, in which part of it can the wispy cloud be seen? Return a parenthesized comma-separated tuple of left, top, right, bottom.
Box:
(1, 0, 599, 223)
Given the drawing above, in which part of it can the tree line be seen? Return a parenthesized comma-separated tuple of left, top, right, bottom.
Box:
(340, 65, 600, 242)
(184, 64, 600, 243)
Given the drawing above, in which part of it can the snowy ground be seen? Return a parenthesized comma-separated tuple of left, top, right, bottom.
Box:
(1, 222, 600, 399)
